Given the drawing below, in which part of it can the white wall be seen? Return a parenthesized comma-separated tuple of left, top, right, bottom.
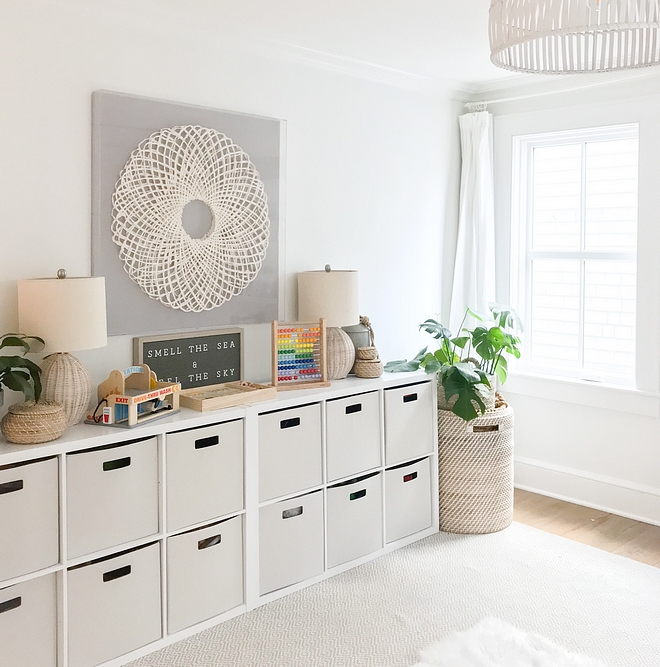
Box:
(5, 0, 656, 526)
(0, 1, 462, 410)
(487, 74, 660, 524)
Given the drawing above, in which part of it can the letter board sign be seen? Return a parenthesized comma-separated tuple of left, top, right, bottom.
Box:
(133, 328, 243, 389)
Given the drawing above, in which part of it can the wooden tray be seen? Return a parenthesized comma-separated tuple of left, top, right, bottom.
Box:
(179, 381, 277, 412)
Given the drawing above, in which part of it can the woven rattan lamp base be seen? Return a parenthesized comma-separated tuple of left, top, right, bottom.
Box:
(326, 327, 355, 380)
(41, 353, 92, 425)
(438, 404, 514, 534)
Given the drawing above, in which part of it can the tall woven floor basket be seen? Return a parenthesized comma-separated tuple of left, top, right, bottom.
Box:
(438, 404, 514, 534)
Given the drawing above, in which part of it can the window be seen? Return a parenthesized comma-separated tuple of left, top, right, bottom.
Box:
(511, 124, 638, 386)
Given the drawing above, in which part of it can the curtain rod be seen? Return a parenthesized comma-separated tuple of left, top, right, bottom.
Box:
(464, 67, 660, 111)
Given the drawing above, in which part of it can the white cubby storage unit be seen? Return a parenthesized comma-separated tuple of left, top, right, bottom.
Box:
(0, 371, 437, 667)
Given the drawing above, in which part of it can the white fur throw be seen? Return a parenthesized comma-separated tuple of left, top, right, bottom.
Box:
(413, 618, 607, 667)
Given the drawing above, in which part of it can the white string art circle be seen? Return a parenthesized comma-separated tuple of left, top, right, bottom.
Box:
(111, 125, 270, 312)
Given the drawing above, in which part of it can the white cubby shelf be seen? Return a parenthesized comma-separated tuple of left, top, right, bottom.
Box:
(0, 370, 438, 667)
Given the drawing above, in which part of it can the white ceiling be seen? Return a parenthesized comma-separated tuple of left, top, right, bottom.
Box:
(179, 0, 524, 89)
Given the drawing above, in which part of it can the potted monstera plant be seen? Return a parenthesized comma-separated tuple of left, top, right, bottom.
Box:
(0, 333, 44, 408)
(385, 303, 522, 422)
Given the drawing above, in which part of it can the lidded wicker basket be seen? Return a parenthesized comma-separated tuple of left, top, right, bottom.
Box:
(354, 346, 383, 378)
(353, 359, 384, 378)
(1, 401, 67, 444)
(438, 403, 514, 534)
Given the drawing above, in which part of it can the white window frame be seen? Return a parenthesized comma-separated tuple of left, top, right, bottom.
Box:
(510, 123, 639, 387)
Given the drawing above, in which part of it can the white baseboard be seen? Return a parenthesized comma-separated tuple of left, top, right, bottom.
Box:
(514, 457, 660, 527)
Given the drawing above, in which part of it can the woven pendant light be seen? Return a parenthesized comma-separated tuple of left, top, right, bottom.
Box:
(490, 0, 660, 74)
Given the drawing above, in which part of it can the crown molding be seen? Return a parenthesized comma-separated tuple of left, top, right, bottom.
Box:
(466, 66, 660, 106)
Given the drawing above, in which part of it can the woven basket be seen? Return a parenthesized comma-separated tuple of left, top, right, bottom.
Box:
(1, 401, 67, 444)
(356, 346, 378, 360)
(354, 358, 383, 378)
(438, 404, 514, 534)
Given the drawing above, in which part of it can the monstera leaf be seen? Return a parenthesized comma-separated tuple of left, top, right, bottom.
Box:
(440, 363, 491, 422)
(0, 356, 42, 402)
(0, 333, 44, 402)
(384, 347, 428, 373)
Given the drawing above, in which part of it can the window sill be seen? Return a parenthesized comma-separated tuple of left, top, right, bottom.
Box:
(503, 371, 660, 418)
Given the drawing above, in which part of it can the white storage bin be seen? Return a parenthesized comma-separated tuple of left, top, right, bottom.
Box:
(259, 404, 322, 502)
(68, 542, 161, 667)
(326, 391, 381, 482)
(259, 490, 324, 595)
(384, 382, 434, 466)
(0, 573, 57, 667)
(67, 437, 159, 558)
(385, 457, 433, 543)
(0, 457, 59, 581)
(327, 471, 383, 568)
(167, 515, 244, 633)
(166, 420, 244, 531)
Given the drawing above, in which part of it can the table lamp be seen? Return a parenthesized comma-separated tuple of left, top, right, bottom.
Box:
(298, 266, 358, 380)
(18, 271, 107, 425)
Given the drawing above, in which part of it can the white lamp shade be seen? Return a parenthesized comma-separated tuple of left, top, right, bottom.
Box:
(298, 270, 359, 328)
(18, 277, 108, 354)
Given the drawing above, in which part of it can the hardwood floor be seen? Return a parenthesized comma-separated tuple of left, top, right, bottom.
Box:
(514, 488, 660, 568)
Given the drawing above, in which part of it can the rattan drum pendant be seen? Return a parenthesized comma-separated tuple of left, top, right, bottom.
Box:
(112, 125, 270, 312)
(490, 0, 660, 74)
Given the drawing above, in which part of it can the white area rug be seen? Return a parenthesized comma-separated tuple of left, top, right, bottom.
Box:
(414, 617, 606, 667)
(129, 523, 660, 667)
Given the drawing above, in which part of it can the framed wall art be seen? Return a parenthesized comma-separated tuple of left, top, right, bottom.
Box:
(92, 91, 286, 336)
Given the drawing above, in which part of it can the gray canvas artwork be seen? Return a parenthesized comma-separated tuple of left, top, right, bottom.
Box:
(92, 91, 284, 336)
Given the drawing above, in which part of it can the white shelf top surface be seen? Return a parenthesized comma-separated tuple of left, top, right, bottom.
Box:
(0, 371, 432, 464)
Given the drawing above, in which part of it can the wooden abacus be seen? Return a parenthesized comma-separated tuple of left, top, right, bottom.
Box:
(272, 319, 330, 390)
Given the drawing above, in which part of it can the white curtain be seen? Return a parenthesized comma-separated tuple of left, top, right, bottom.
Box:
(449, 110, 496, 331)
